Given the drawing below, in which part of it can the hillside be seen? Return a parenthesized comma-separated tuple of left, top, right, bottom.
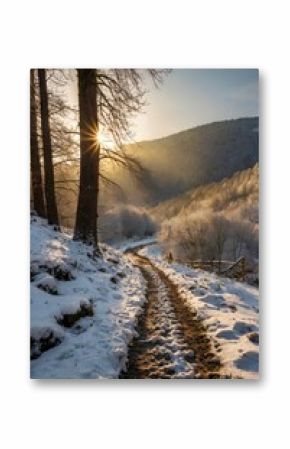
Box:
(30, 215, 146, 378)
(151, 163, 259, 222)
(153, 164, 259, 281)
(103, 117, 259, 206)
(56, 117, 259, 228)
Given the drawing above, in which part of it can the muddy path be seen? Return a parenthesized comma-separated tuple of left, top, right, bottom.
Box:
(120, 252, 223, 379)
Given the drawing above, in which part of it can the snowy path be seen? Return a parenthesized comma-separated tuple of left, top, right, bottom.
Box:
(121, 253, 224, 379)
(138, 244, 259, 379)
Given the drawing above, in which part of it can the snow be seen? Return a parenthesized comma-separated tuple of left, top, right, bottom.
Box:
(129, 265, 196, 378)
(140, 244, 259, 379)
(30, 216, 146, 379)
(34, 273, 58, 294)
(115, 236, 157, 253)
(30, 218, 259, 379)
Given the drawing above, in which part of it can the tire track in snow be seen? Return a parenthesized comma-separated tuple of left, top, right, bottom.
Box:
(120, 253, 223, 379)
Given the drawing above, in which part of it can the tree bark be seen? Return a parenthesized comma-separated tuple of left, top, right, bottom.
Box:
(74, 69, 100, 246)
(30, 69, 46, 217)
(38, 69, 59, 226)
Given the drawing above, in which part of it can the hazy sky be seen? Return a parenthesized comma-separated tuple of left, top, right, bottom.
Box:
(67, 69, 258, 142)
(133, 69, 258, 141)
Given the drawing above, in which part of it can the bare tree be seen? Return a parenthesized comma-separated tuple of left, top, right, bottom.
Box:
(209, 215, 229, 272)
(38, 69, 59, 226)
(30, 69, 45, 217)
(74, 69, 168, 248)
(229, 220, 247, 260)
(34, 70, 80, 228)
(74, 69, 99, 245)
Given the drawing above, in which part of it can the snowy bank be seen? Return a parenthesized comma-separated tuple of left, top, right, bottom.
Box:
(30, 217, 146, 379)
(140, 244, 259, 379)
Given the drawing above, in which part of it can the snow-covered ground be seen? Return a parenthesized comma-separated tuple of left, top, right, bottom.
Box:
(30, 217, 146, 379)
(114, 236, 157, 253)
(30, 220, 259, 380)
(140, 244, 259, 379)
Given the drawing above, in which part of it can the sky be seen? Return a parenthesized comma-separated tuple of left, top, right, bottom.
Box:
(133, 69, 259, 141)
(67, 69, 258, 142)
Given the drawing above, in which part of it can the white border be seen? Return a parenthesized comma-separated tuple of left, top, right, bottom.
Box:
(0, 1, 289, 448)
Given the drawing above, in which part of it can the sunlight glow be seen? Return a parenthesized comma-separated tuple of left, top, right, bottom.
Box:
(97, 127, 115, 150)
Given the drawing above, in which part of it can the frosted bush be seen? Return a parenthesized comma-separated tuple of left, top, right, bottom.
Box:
(101, 205, 158, 242)
(160, 209, 258, 266)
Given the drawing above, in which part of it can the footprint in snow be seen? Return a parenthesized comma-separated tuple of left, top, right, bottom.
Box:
(200, 294, 225, 307)
(233, 321, 258, 336)
(235, 351, 259, 373)
(216, 329, 238, 340)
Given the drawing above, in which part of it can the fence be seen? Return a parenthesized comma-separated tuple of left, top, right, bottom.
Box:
(171, 256, 246, 281)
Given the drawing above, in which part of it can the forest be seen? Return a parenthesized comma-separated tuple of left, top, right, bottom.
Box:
(30, 68, 259, 380)
(155, 164, 259, 283)
(30, 68, 167, 244)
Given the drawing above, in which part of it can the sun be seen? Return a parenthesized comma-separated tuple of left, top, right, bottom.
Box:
(97, 126, 114, 150)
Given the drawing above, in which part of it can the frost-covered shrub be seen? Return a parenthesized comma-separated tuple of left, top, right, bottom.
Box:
(157, 165, 259, 270)
(101, 205, 158, 242)
(100, 210, 123, 242)
(160, 211, 220, 262)
(160, 209, 258, 268)
(227, 219, 257, 260)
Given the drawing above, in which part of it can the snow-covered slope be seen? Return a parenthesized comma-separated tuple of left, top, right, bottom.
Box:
(140, 245, 259, 379)
(30, 216, 146, 379)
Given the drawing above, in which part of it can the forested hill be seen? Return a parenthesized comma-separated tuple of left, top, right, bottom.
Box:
(150, 163, 259, 222)
(105, 117, 259, 206)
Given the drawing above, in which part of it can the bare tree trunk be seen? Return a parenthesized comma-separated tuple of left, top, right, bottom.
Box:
(30, 69, 45, 217)
(74, 69, 99, 247)
(38, 69, 59, 226)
